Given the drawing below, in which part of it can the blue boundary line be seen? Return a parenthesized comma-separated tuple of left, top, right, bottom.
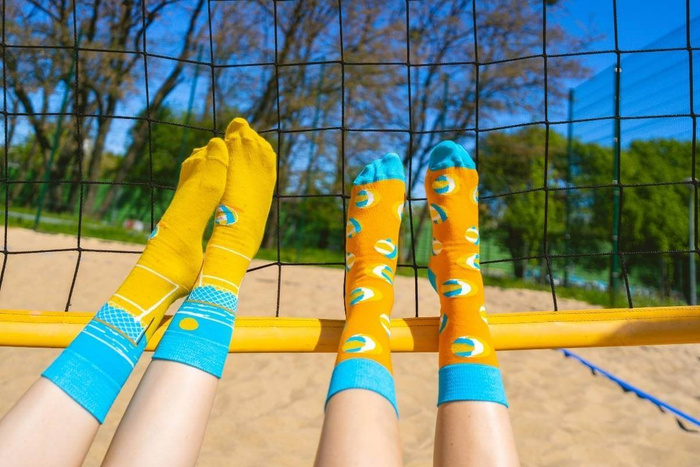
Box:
(560, 349, 700, 432)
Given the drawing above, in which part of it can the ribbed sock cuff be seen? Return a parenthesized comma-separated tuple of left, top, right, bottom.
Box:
(42, 349, 123, 423)
(326, 358, 398, 416)
(438, 363, 508, 407)
(152, 329, 232, 378)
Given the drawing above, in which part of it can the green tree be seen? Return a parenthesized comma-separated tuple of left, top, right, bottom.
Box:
(479, 127, 567, 278)
(584, 139, 695, 298)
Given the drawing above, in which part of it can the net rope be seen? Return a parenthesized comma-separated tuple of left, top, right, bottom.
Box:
(0, 0, 697, 318)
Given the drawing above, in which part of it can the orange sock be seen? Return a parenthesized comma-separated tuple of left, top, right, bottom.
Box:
(325, 153, 405, 415)
(426, 141, 507, 407)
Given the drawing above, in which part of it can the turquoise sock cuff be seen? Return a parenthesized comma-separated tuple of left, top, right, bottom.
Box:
(438, 363, 508, 408)
(429, 141, 475, 170)
(353, 153, 405, 185)
(42, 314, 146, 423)
(152, 326, 233, 377)
(152, 287, 236, 378)
(326, 358, 398, 416)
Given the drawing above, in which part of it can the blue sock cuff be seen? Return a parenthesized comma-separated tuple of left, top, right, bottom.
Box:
(152, 328, 232, 378)
(429, 141, 475, 170)
(152, 294, 236, 378)
(326, 358, 398, 416)
(353, 153, 405, 185)
(438, 363, 508, 408)
(42, 343, 143, 423)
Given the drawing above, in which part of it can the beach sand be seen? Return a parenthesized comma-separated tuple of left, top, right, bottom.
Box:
(0, 228, 698, 466)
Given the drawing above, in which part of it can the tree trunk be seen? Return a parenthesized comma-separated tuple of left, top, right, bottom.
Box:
(403, 204, 430, 263)
(94, 0, 205, 218)
(84, 114, 113, 214)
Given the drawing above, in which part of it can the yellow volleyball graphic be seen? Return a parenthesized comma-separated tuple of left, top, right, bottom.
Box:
(374, 239, 398, 259)
(432, 237, 443, 255)
(432, 175, 456, 195)
(438, 313, 448, 334)
(380, 314, 391, 337)
(345, 252, 356, 271)
(342, 334, 381, 354)
(372, 264, 394, 284)
(465, 226, 480, 244)
(441, 279, 477, 298)
(346, 218, 362, 238)
(149, 224, 159, 240)
(395, 202, 405, 221)
(178, 317, 199, 331)
(427, 268, 438, 292)
(479, 305, 488, 323)
(355, 189, 377, 208)
(215, 205, 238, 225)
(349, 287, 382, 306)
(451, 336, 491, 358)
(457, 253, 480, 271)
(429, 203, 448, 224)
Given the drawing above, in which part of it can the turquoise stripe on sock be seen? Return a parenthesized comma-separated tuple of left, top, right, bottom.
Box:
(326, 358, 398, 416)
(152, 286, 237, 378)
(42, 305, 146, 423)
(438, 363, 508, 407)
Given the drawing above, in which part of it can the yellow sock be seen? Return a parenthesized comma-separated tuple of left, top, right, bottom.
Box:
(43, 139, 228, 422)
(198, 118, 276, 293)
(326, 153, 405, 414)
(152, 118, 276, 377)
(426, 141, 507, 407)
(109, 138, 230, 335)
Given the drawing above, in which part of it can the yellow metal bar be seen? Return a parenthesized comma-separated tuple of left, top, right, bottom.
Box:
(0, 306, 699, 352)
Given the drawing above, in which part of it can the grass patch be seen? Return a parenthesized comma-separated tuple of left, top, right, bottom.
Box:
(9, 212, 150, 244)
(256, 247, 344, 265)
(482, 275, 686, 308)
(6, 213, 687, 309)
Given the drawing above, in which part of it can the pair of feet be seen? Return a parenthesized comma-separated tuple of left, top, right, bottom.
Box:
(42, 118, 277, 422)
(148, 125, 496, 415)
(330, 140, 502, 413)
(141, 117, 276, 312)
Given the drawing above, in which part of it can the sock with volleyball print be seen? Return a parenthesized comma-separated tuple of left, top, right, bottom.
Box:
(153, 118, 276, 378)
(326, 153, 405, 415)
(426, 141, 507, 408)
(42, 139, 229, 423)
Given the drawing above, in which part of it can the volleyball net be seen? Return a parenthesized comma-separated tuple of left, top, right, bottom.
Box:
(0, 0, 699, 351)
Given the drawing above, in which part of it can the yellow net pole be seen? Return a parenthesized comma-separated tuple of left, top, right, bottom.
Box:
(0, 306, 698, 352)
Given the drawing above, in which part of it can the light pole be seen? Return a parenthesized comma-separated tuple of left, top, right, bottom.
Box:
(685, 177, 696, 305)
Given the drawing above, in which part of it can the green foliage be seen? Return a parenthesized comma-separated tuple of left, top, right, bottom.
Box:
(479, 127, 568, 278)
(478, 126, 695, 301)
(103, 107, 218, 224)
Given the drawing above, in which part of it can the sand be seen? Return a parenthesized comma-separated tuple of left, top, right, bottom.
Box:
(0, 227, 698, 466)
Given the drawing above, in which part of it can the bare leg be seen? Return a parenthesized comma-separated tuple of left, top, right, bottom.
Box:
(425, 141, 520, 466)
(102, 361, 218, 466)
(434, 402, 519, 466)
(104, 119, 276, 465)
(0, 378, 99, 466)
(315, 154, 407, 467)
(0, 139, 228, 465)
(315, 390, 402, 467)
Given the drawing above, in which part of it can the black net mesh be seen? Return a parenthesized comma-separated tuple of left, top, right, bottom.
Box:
(0, 0, 698, 316)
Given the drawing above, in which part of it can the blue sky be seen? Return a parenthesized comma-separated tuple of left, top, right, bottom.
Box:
(553, 0, 700, 146)
(117, 1, 700, 153)
(14, 1, 700, 156)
